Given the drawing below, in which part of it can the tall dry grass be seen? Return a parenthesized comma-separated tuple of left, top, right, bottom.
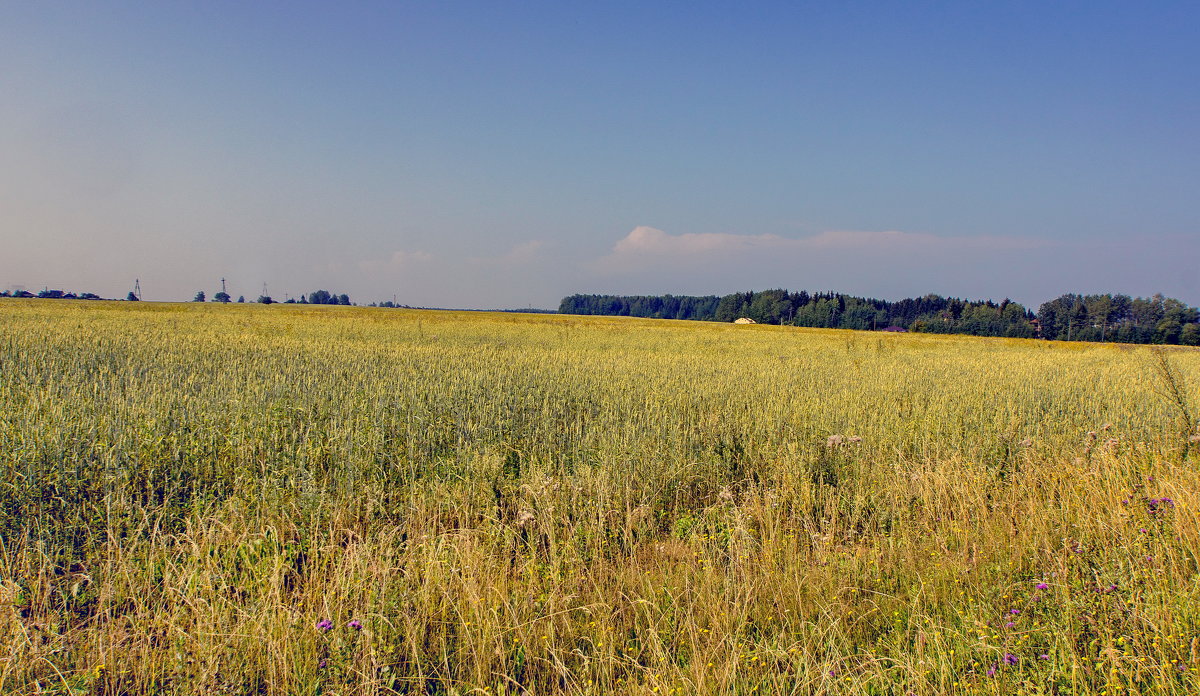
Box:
(1, 299, 1198, 694)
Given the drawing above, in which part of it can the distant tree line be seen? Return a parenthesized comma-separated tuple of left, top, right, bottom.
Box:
(559, 294, 725, 321)
(559, 290, 1037, 336)
(560, 290, 1200, 345)
(192, 290, 235, 303)
(189, 289, 351, 305)
(1036, 293, 1199, 345)
(289, 290, 351, 305)
(1, 289, 108, 300)
(0, 287, 353, 305)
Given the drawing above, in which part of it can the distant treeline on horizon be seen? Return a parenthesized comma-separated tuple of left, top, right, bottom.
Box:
(7, 286, 1199, 345)
(0, 288, 354, 305)
(559, 290, 1200, 345)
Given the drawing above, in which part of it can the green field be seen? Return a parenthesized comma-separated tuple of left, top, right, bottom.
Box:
(2, 299, 1199, 695)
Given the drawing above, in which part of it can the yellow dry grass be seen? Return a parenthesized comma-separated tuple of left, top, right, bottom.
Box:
(1, 298, 1198, 694)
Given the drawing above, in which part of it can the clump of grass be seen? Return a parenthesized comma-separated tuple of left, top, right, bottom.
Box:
(0, 299, 1198, 694)
(1150, 348, 1197, 459)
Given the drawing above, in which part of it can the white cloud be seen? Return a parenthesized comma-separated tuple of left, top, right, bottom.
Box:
(613, 226, 785, 255)
(607, 226, 1046, 261)
(800, 229, 1046, 251)
(358, 249, 433, 273)
(315, 260, 347, 274)
(469, 239, 546, 266)
(588, 226, 1056, 301)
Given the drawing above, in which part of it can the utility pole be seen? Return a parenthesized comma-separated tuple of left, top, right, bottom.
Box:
(133, 279, 141, 300)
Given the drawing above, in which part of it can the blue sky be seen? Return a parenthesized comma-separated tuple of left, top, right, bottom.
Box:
(2, 2, 1197, 308)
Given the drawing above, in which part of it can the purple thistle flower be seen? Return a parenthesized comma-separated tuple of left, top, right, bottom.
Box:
(1010, 608, 1020, 615)
(1005, 622, 1016, 628)
(1039, 654, 1050, 661)
(316, 619, 333, 632)
(318, 658, 327, 669)
(1036, 583, 1049, 590)
(986, 666, 996, 677)
(1004, 653, 1018, 666)
(1147, 494, 1176, 511)
(348, 619, 362, 630)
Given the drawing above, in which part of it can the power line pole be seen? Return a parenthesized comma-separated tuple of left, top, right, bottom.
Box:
(133, 279, 141, 300)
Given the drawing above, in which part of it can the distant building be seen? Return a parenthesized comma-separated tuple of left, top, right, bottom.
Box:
(733, 317, 756, 324)
(881, 326, 908, 333)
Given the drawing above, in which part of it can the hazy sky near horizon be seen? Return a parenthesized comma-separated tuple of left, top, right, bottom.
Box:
(2, 2, 1198, 308)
